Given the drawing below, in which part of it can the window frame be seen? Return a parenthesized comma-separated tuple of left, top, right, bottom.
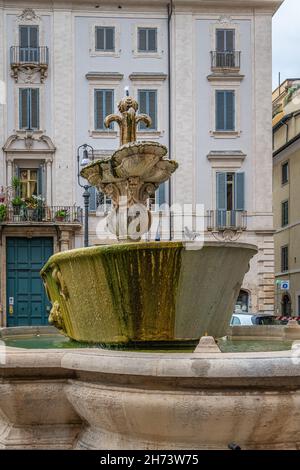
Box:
(282, 161, 289, 185)
(94, 88, 115, 131)
(281, 245, 289, 272)
(137, 27, 158, 53)
(18, 87, 40, 130)
(90, 21, 120, 57)
(281, 200, 289, 227)
(215, 89, 236, 132)
(95, 26, 115, 53)
(137, 89, 158, 131)
(210, 83, 240, 138)
(132, 23, 162, 58)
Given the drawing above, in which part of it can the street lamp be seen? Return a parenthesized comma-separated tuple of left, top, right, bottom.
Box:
(77, 143, 94, 247)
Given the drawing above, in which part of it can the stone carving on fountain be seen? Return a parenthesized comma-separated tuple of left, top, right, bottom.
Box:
(80, 94, 178, 240)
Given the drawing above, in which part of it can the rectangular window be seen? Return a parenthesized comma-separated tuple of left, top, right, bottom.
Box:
(19, 25, 39, 62)
(281, 245, 289, 272)
(282, 162, 289, 185)
(281, 200, 289, 227)
(216, 29, 235, 52)
(19, 169, 38, 199)
(19, 88, 39, 130)
(216, 90, 235, 131)
(138, 28, 157, 52)
(216, 171, 245, 227)
(95, 27, 115, 52)
(94, 89, 114, 130)
(89, 186, 112, 213)
(138, 90, 157, 130)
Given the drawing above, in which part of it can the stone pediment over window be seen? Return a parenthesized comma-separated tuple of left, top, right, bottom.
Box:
(3, 131, 55, 159)
(207, 150, 246, 169)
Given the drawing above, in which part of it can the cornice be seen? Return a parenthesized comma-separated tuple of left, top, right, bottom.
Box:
(0, 0, 284, 15)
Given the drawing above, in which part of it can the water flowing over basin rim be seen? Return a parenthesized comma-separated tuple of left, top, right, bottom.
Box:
(41, 240, 258, 271)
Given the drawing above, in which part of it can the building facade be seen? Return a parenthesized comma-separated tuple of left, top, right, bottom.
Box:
(273, 79, 300, 316)
(0, 0, 282, 327)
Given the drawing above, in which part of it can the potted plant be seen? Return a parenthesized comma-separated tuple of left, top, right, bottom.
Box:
(0, 204, 7, 222)
(55, 209, 68, 222)
(11, 196, 24, 215)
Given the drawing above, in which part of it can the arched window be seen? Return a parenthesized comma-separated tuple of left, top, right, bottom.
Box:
(281, 294, 292, 316)
(235, 289, 249, 313)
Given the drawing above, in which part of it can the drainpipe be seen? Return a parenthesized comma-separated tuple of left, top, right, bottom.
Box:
(167, 1, 173, 241)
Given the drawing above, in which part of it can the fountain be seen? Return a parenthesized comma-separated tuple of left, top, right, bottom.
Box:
(1, 94, 300, 450)
(40, 94, 256, 347)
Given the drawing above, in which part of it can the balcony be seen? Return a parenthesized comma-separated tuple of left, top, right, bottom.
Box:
(10, 46, 49, 83)
(210, 51, 241, 71)
(0, 206, 83, 225)
(207, 210, 247, 232)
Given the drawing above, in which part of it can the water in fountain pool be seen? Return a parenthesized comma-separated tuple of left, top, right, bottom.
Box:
(2, 333, 293, 353)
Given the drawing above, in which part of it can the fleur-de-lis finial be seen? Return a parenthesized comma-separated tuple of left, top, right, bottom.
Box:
(104, 92, 152, 146)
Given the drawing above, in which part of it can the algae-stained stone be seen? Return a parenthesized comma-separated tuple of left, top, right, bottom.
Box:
(41, 241, 257, 347)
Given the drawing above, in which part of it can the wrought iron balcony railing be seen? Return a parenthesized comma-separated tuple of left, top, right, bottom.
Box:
(211, 51, 241, 70)
(1, 205, 83, 225)
(207, 210, 247, 231)
(10, 46, 49, 82)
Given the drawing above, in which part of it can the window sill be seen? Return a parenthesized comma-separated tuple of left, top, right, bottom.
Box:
(210, 130, 241, 139)
(89, 130, 118, 139)
(137, 130, 163, 139)
(132, 51, 163, 59)
(89, 50, 121, 58)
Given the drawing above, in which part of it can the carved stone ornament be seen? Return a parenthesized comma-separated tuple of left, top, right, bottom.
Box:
(17, 9, 40, 23)
(218, 15, 232, 24)
(81, 94, 178, 240)
(48, 301, 65, 331)
(211, 229, 243, 243)
(52, 265, 69, 300)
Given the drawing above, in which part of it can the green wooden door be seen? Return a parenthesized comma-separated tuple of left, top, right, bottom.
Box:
(6, 237, 53, 326)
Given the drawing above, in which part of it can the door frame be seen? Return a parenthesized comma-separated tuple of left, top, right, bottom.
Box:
(0, 229, 58, 327)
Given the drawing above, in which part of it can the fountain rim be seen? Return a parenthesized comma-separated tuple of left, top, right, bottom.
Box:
(0, 340, 298, 382)
(40, 240, 258, 274)
(80, 140, 169, 174)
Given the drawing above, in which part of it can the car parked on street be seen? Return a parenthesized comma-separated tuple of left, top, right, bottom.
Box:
(230, 313, 278, 326)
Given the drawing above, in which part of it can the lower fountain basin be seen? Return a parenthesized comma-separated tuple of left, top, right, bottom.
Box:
(1, 337, 300, 450)
(41, 241, 257, 346)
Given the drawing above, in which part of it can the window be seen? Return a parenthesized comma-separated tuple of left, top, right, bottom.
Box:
(19, 169, 38, 199)
(216, 90, 235, 131)
(95, 27, 115, 52)
(216, 172, 244, 227)
(215, 29, 237, 68)
(19, 88, 39, 130)
(281, 245, 289, 272)
(94, 89, 114, 130)
(138, 90, 157, 130)
(138, 28, 157, 52)
(89, 187, 111, 213)
(282, 162, 289, 185)
(230, 316, 241, 326)
(216, 29, 235, 52)
(281, 200, 289, 227)
(19, 25, 39, 62)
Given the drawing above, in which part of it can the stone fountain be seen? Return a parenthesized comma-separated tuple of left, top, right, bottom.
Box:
(41, 94, 256, 347)
(1, 94, 300, 450)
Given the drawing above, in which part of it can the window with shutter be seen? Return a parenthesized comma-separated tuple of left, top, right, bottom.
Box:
(281, 200, 289, 227)
(95, 27, 115, 52)
(94, 89, 114, 130)
(215, 90, 235, 131)
(138, 28, 157, 52)
(138, 90, 157, 130)
(216, 29, 235, 52)
(19, 26, 39, 62)
(19, 88, 40, 130)
(216, 172, 245, 227)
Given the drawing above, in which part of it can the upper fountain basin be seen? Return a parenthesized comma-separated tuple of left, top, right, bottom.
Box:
(80, 141, 178, 186)
(41, 241, 257, 346)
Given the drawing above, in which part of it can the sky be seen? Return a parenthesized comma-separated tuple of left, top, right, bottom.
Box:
(272, 0, 300, 89)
